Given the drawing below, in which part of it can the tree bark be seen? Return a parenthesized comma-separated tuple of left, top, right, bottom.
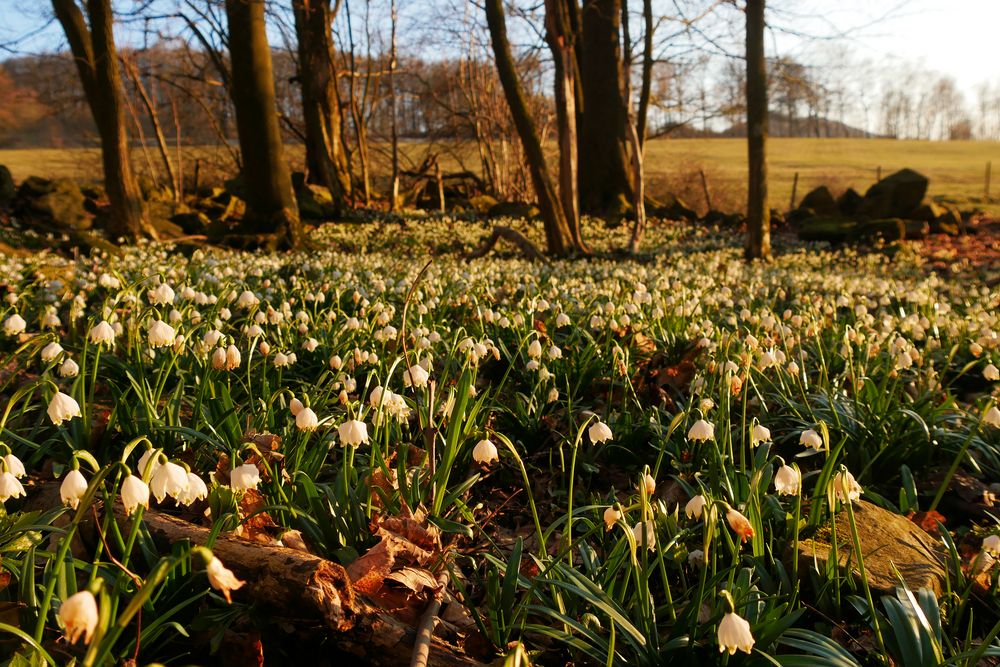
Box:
(545, 0, 586, 252)
(484, 0, 577, 256)
(225, 0, 304, 248)
(52, 0, 155, 241)
(577, 0, 633, 215)
(293, 0, 350, 215)
(745, 0, 772, 260)
(636, 0, 653, 149)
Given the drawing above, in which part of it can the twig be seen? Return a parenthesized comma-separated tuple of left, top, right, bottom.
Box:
(410, 569, 451, 667)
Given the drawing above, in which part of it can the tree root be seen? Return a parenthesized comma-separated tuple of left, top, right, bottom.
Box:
(466, 225, 548, 263)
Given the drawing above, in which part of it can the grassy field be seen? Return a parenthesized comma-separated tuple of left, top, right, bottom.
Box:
(2, 137, 998, 215)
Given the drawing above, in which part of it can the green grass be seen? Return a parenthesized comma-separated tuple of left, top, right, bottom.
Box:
(2, 137, 998, 214)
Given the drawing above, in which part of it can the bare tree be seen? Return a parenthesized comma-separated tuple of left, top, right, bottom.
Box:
(484, 0, 579, 256)
(51, 0, 156, 239)
(292, 0, 351, 214)
(745, 0, 770, 260)
(225, 0, 303, 248)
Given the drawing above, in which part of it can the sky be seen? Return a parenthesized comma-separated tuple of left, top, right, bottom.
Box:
(1, 0, 998, 98)
(768, 0, 1000, 95)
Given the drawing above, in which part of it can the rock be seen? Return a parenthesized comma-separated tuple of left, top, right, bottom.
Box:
(170, 211, 212, 235)
(931, 204, 963, 235)
(912, 201, 947, 222)
(857, 168, 929, 219)
(0, 166, 15, 207)
(487, 201, 540, 219)
(836, 188, 863, 216)
(798, 186, 838, 216)
(25, 178, 91, 231)
(856, 218, 907, 242)
(654, 193, 698, 222)
(903, 219, 930, 240)
(796, 500, 946, 595)
(797, 216, 858, 242)
(468, 195, 499, 214)
(785, 207, 816, 224)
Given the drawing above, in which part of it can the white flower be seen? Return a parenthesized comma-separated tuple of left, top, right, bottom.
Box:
(60, 469, 88, 509)
(556, 313, 571, 327)
(631, 520, 656, 550)
(985, 406, 1000, 428)
(273, 352, 290, 368)
(0, 471, 26, 502)
(225, 344, 241, 370)
(178, 473, 208, 505)
(750, 424, 771, 446)
(120, 475, 150, 515)
(58, 358, 79, 378)
(527, 340, 542, 359)
(717, 611, 755, 655)
(982, 534, 1000, 556)
(289, 397, 304, 416)
(685, 494, 707, 520)
(236, 290, 259, 309)
(640, 473, 656, 496)
(831, 469, 862, 504)
(230, 463, 261, 492)
(59, 590, 98, 645)
(3, 453, 25, 478)
(403, 364, 429, 388)
(211, 347, 227, 370)
(687, 419, 715, 442)
(41, 341, 64, 363)
(206, 555, 245, 603)
(603, 506, 621, 531)
(774, 465, 801, 496)
(985, 363, 1000, 381)
(472, 438, 498, 465)
(338, 419, 369, 446)
(3, 314, 26, 336)
(150, 461, 190, 503)
(88, 320, 116, 346)
(147, 320, 176, 348)
(302, 337, 319, 352)
(799, 428, 824, 451)
(47, 391, 81, 425)
(588, 420, 613, 444)
(296, 407, 319, 431)
(148, 283, 175, 305)
(137, 449, 162, 479)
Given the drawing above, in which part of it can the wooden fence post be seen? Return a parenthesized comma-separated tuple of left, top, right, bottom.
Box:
(789, 171, 799, 210)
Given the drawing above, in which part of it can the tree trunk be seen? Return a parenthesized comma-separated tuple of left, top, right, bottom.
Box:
(388, 0, 400, 211)
(484, 0, 577, 256)
(293, 0, 350, 216)
(636, 0, 653, 148)
(545, 0, 586, 252)
(225, 0, 303, 248)
(52, 0, 155, 241)
(577, 0, 633, 215)
(745, 0, 772, 260)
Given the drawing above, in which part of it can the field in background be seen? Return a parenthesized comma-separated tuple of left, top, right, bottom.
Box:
(2, 138, 998, 215)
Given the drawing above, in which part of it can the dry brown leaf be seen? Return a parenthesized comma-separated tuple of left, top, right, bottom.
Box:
(385, 566, 440, 594)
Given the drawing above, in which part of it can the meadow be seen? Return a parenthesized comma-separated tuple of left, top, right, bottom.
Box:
(3, 137, 998, 215)
(0, 215, 998, 665)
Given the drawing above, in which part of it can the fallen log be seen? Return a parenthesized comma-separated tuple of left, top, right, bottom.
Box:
(125, 504, 483, 667)
(20, 482, 484, 667)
